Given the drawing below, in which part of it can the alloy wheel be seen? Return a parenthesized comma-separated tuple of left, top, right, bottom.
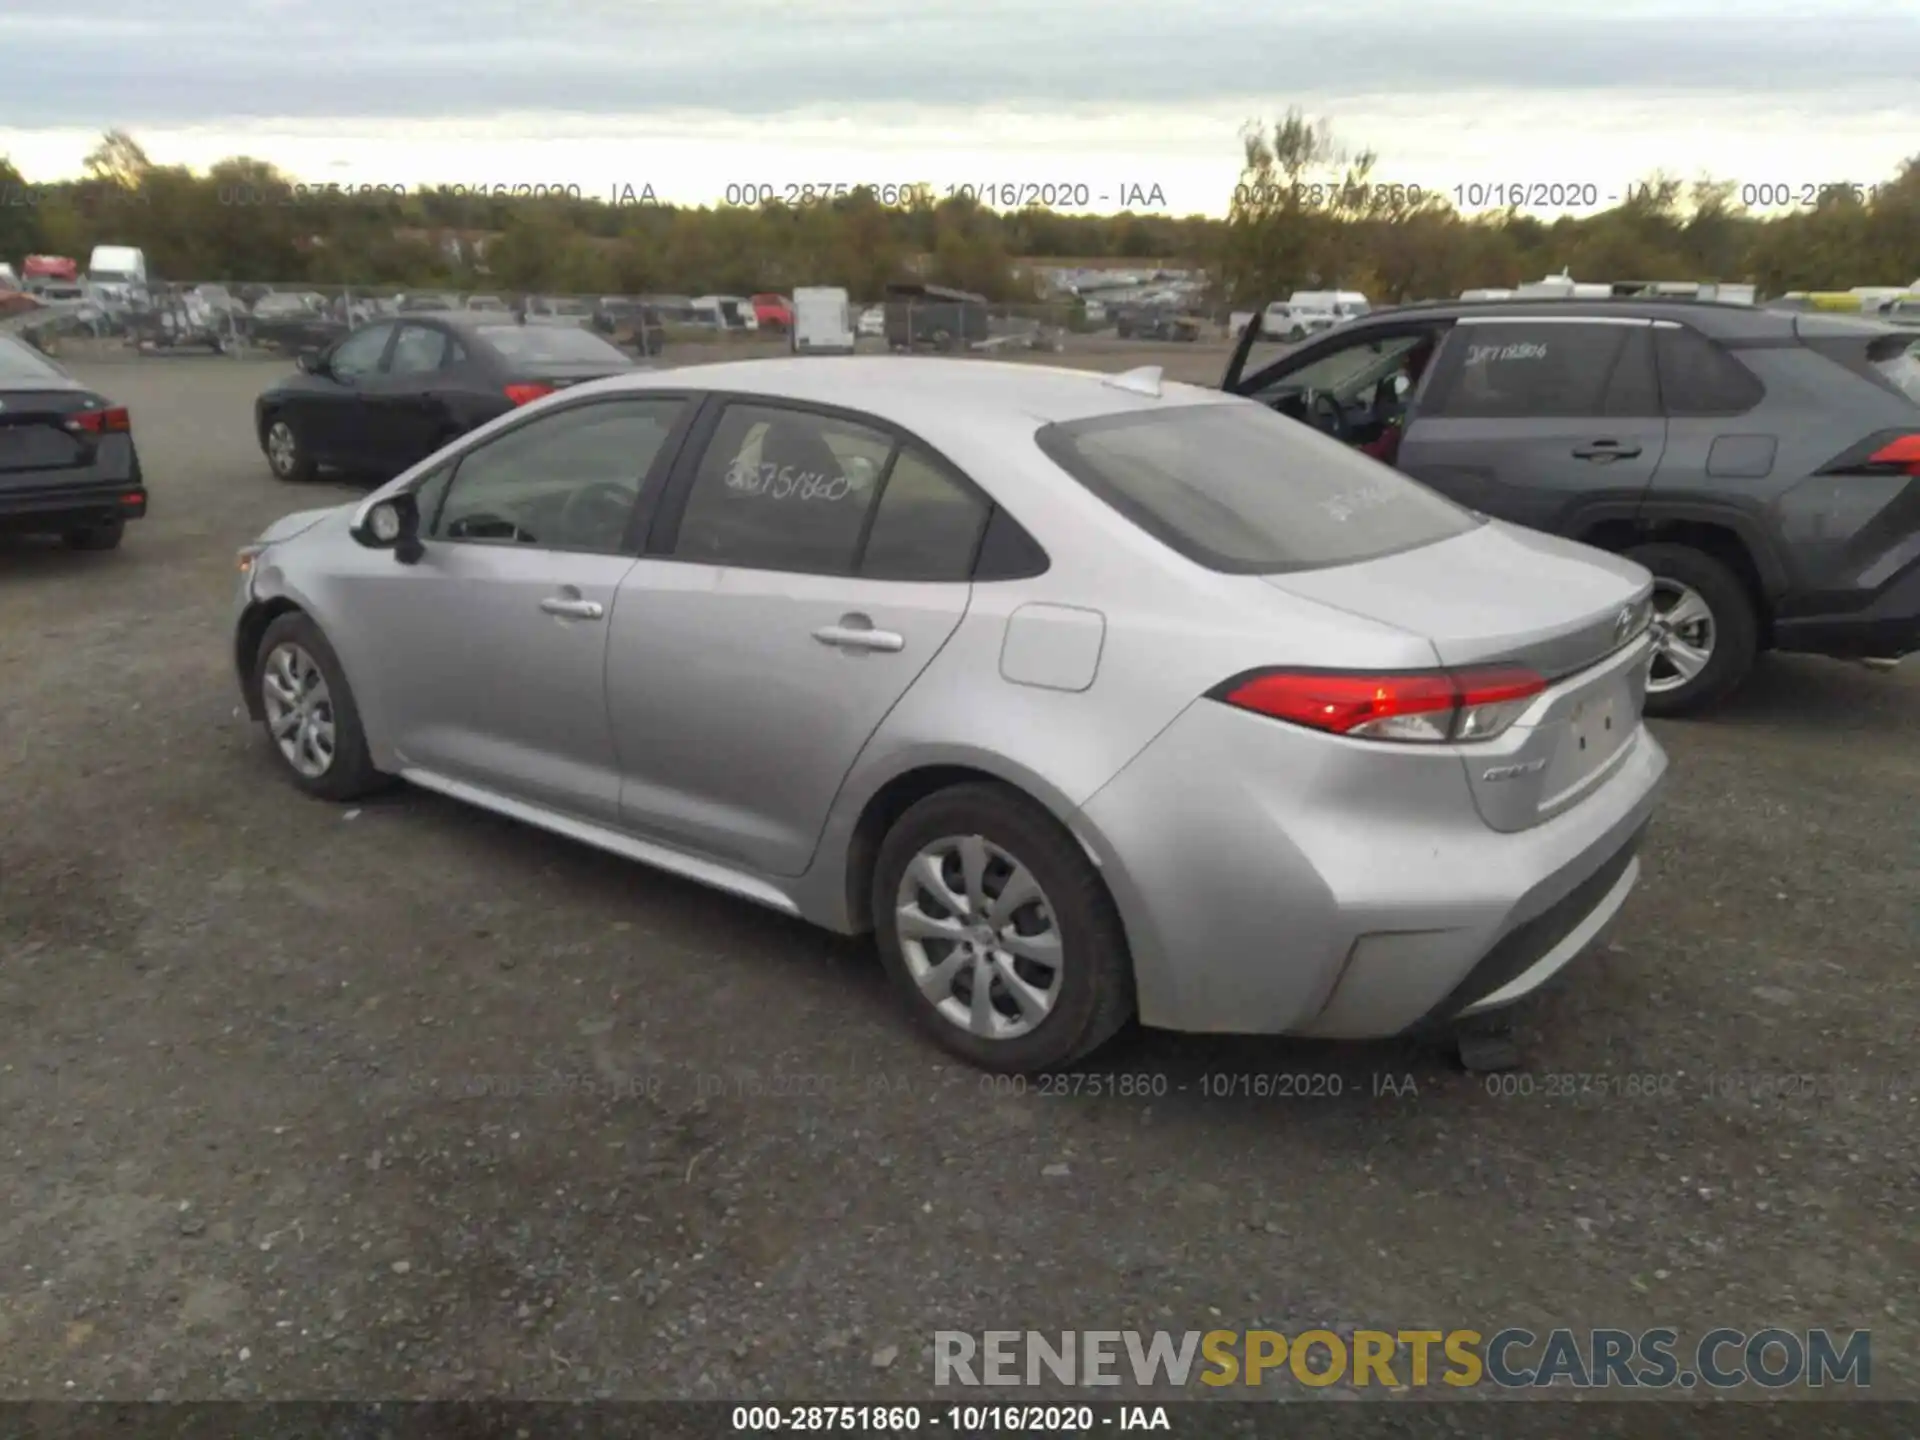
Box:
(260, 642, 336, 778)
(266, 421, 299, 477)
(1648, 579, 1717, 694)
(894, 834, 1063, 1040)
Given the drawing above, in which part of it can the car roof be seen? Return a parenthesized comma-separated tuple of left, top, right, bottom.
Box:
(1356, 295, 1800, 341)
(602, 356, 1230, 429)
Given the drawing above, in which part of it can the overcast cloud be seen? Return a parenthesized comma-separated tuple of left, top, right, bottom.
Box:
(2, 0, 1917, 124)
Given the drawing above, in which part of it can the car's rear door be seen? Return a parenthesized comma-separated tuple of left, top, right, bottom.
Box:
(605, 398, 987, 877)
(1396, 316, 1668, 535)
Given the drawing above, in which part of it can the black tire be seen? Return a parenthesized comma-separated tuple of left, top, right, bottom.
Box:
(262, 411, 316, 483)
(871, 783, 1135, 1073)
(252, 611, 389, 802)
(1626, 542, 1759, 717)
(63, 519, 124, 551)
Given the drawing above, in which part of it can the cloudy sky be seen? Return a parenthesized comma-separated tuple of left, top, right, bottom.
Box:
(1, 0, 1916, 217)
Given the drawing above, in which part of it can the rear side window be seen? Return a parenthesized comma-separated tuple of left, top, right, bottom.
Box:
(1035, 401, 1480, 575)
(1422, 323, 1657, 419)
(859, 446, 991, 582)
(1868, 338, 1920, 404)
(0, 335, 66, 381)
(1654, 325, 1764, 414)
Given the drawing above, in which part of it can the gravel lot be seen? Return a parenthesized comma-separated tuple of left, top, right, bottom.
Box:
(2, 346, 1915, 1406)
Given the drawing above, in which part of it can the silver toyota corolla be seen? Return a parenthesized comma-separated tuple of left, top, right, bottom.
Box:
(234, 357, 1668, 1073)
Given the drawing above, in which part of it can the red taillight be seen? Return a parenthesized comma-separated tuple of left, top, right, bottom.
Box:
(1866, 434, 1920, 475)
(504, 383, 553, 406)
(1821, 431, 1920, 478)
(66, 405, 130, 434)
(1218, 666, 1547, 743)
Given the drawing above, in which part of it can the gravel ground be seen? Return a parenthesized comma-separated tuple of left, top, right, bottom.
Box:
(1, 349, 1915, 1408)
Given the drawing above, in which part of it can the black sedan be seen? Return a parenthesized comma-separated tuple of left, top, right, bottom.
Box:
(0, 333, 146, 550)
(248, 292, 349, 353)
(253, 313, 642, 483)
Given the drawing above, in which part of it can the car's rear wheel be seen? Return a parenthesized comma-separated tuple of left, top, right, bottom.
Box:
(872, 783, 1135, 1073)
(254, 612, 387, 801)
(1628, 543, 1759, 717)
(63, 519, 124, 551)
(263, 414, 315, 483)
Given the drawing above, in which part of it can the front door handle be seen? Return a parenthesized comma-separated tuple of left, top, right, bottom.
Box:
(1572, 440, 1642, 461)
(540, 595, 604, 620)
(813, 619, 905, 653)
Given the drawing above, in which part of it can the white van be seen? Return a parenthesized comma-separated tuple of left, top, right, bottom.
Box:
(790, 286, 855, 354)
(86, 244, 149, 304)
(1280, 290, 1372, 336)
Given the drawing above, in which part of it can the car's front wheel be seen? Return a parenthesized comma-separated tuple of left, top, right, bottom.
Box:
(872, 783, 1135, 1073)
(254, 612, 387, 801)
(262, 414, 316, 483)
(1628, 543, 1759, 717)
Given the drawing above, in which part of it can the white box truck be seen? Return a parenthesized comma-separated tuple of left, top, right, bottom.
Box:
(791, 286, 855, 354)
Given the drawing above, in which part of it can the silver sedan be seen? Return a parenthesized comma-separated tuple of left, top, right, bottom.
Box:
(234, 358, 1667, 1072)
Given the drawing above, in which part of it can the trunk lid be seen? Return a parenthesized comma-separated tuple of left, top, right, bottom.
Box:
(0, 385, 104, 481)
(1264, 521, 1657, 832)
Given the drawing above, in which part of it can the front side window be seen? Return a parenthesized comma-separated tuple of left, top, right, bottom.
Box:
(1036, 399, 1479, 574)
(329, 323, 394, 379)
(1265, 332, 1434, 402)
(432, 398, 685, 553)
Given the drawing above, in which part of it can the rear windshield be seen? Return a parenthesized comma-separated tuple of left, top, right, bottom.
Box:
(1870, 338, 1920, 403)
(1035, 400, 1481, 574)
(477, 326, 631, 364)
(0, 335, 67, 381)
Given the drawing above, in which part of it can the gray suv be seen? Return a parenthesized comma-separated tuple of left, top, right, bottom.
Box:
(1224, 297, 1920, 714)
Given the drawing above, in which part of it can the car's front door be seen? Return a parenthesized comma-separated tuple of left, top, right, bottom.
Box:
(359, 321, 455, 472)
(303, 321, 395, 467)
(605, 399, 988, 876)
(337, 395, 693, 822)
(1395, 317, 1669, 534)
(1235, 324, 1444, 442)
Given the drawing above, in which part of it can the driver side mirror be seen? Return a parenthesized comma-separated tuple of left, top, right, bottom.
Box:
(296, 348, 326, 375)
(352, 492, 424, 565)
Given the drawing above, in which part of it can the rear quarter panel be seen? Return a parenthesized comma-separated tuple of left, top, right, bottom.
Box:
(1642, 346, 1917, 598)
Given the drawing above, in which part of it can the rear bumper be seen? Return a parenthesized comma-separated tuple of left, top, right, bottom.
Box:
(1772, 555, 1920, 659)
(0, 478, 147, 532)
(1074, 700, 1667, 1038)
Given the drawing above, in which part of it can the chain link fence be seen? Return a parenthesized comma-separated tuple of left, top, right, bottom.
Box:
(7, 282, 1236, 364)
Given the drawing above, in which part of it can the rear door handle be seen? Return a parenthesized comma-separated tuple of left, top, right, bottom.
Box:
(1572, 441, 1642, 461)
(540, 595, 604, 620)
(813, 622, 905, 653)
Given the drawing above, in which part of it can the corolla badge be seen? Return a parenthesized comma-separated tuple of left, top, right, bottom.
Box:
(1482, 758, 1548, 782)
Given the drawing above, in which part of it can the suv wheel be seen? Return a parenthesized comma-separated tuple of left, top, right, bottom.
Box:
(872, 784, 1135, 1074)
(1628, 543, 1759, 717)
